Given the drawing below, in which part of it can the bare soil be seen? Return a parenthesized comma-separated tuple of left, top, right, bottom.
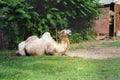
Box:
(66, 40, 120, 59)
(66, 47, 120, 59)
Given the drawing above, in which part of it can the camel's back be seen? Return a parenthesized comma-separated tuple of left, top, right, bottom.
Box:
(25, 39, 46, 55)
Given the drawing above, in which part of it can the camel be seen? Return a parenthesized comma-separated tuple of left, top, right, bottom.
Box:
(45, 29, 71, 56)
(24, 29, 72, 56)
(16, 35, 39, 56)
(24, 29, 71, 56)
(24, 32, 53, 56)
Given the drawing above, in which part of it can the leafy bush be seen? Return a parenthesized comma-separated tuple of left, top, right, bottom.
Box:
(0, 0, 40, 49)
(0, 0, 101, 49)
(69, 29, 94, 44)
(69, 33, 83, 43)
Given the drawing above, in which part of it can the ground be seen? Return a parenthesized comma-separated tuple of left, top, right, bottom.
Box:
(66, 40, 120, 59)
(6, 39, 120, 59)
(66, 47, 120, 59)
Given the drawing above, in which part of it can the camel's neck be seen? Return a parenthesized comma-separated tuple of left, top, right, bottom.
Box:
(60, 37, 70, 50)
(61, 37, 69, 44)
(54, 37, 70, 55)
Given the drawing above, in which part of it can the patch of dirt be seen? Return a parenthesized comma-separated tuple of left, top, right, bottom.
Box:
(66, 47, 120, 59)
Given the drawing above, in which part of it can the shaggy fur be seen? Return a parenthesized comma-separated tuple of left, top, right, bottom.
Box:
(22, 29, 71, 56)
(45, 29, 71, 56)
(24, 32, 54, 56)
(16, 35, 39, 56)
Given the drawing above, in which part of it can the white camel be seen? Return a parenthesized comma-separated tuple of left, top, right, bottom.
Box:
(45, 29, 71, 55)
(16, 35, 39, 56)
(24, 29, 71, 56)
(24, 32, 53, 56)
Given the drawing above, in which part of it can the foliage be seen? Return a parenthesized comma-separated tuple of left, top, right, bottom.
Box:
(33, 0, 101, 28)
(70, 29, 94, 43)
(0, 0, 101, 49)
(31, 0, 101, 41)
(69, 33, 83, 43)
(1, 50, 120, 80)
(0, 0, 40, 49)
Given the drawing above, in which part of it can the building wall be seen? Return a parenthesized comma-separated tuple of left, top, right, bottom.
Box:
(94, 6, 110, 36)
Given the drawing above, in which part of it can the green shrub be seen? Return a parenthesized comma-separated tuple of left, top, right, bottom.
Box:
(0, 0, 40, 49)
(0, 0, 101, 49)
(69, 33, 83, 43)
(69, 29, 94, 44)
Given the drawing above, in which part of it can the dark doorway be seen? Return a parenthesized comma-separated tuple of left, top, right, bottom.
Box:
(109, 3, 115, 37)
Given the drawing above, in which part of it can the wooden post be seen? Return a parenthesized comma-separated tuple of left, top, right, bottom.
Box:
(55, 27, 58, 41)
(40, 27, 43, 37)
(115, 4, 120, 36)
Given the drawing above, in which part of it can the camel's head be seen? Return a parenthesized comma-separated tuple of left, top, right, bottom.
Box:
(60, 29, 71, 38)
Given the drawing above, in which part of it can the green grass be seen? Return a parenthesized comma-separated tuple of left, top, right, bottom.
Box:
(101, 41, 120, 47)
(0, 50, 120, 80)
(70, 40, 120, 50)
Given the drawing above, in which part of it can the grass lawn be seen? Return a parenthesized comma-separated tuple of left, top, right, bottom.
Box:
(1, 39, 120, 80)
(70, 39, 120, 50)
(0, 50, 120, 80)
